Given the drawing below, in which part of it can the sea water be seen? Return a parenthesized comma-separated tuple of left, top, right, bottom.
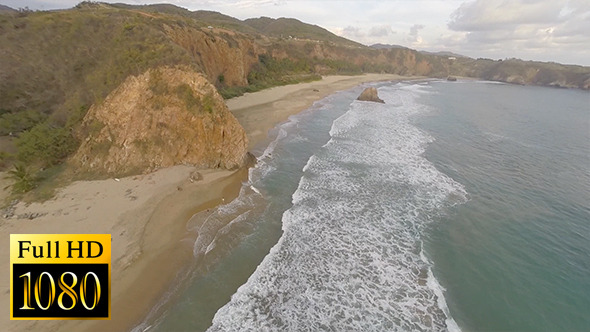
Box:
(140, 80, 589, 331)
(417, 82, 590, 331)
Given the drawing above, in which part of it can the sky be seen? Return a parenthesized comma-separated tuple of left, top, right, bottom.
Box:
(3, 0, 590, 66)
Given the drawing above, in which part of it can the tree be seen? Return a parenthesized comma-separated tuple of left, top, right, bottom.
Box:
(5, 164, 37, 194)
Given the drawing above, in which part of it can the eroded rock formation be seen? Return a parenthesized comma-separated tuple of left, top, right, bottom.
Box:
(71, 66, 249, 175)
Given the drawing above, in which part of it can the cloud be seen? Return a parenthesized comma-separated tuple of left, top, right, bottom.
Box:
(448, 0, 565, 31)
(443, 0, 590, 64)
(369, 25, 395, 37)
(407, 24, 424, 45)
(230, 0, 286, 8)
(409, 24, 424, 38)
(342, 26, 365, 38)
(448, 0, 590, 39)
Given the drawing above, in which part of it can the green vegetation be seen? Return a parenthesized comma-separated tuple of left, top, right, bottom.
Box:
(149, 69, 171, 109)
(202, 93, 216, 114)
(0, 110, 48, 135)
(25, 164, 68, 201)
(0, 3, 197, 195)
(192, 10, 259, 34)
(5, 164, 38, 194)
(219, 54, 322, 98)
(15, 123, 77, 168)
(149, 69, 170, 95)
(174, 83, 202, 112)
(243, 17, 363, 47)
(247, 54, 314, 86)
(172, 83, 217, 114)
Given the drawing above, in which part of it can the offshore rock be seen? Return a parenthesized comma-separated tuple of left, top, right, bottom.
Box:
(357, 87, 385, 103)
(71, 66, 249, 175)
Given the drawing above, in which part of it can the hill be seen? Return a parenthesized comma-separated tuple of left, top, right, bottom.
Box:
(244, 16, 363, 47)
(192, 10, 259, 34)
(108, 2, 193, 15)
(420, 50, 467, 58)
(370, 43, 409, 50)
(0, 4, 14, 11)
(0, 4, 15, 12)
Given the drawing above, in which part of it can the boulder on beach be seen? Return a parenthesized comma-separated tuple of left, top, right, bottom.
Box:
(357, 87, 385, 103)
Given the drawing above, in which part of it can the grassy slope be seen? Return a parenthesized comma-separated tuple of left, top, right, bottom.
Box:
(244, 16, 363, 47)
(0, 4, 195, 119)
(191, 10, 259, 34)
(0, 2, 350, 196)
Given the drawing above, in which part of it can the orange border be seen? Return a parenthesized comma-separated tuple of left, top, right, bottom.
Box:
(10, 234, 111, 320)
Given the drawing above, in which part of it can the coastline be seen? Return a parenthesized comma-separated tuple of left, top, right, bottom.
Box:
(0, 166, 247, 332)
(228, 74, 410, 150)
(0, 73, 412, 332)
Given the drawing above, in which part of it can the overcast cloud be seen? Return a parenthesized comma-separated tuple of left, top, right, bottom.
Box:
(2, 0, 589, 65)
(446, 0, 590, 65)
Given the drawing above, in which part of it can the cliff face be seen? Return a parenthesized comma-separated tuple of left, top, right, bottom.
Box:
(285, 40, 434, 76)
(163, 25, 262, 86)
(71, 67, 249, 175)
(479, 60, 590, 89)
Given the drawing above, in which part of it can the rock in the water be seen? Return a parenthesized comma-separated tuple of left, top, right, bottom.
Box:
(447, 76, 457, 81)
(357, 87, 385, 103)
(71, 66, 249, 175)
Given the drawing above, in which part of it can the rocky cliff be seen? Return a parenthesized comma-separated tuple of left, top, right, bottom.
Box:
(71, 67, 249, 175)
(163, 24, 262, 86)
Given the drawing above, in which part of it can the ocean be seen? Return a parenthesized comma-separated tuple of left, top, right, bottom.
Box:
(137, 80, 590, 331)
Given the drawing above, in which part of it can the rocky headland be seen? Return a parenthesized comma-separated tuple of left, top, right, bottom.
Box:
(72, 67, 249, 175)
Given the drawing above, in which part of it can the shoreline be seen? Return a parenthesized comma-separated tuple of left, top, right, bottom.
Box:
(228, 74, 412, 149)
(1, 166, 248, 332)
(0, 74, 414, 332)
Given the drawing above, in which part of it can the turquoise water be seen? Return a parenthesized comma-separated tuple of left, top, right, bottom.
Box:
(417, 82, 590, 331)
(137, 81, 589, 331)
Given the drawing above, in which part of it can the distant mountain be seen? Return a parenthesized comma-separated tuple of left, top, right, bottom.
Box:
(244, 17, 363, 47)
(108, 2, 192, 16)
(0, 4, 16, 12)
(371, 45, 467, 59)
(420, 50, 468, 58)
(370, 43, 409, 50)
(191, 10, 259, 34)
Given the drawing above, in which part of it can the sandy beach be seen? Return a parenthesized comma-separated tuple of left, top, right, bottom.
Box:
(0, 73, 410, 332)
(227, 74, 408, 150)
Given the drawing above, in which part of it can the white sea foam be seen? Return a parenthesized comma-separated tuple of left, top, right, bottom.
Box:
(208, 84, 467, 331)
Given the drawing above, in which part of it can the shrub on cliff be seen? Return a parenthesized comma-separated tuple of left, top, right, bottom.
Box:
(0, 110, 47, 135)
(15, 123, 77, 167)
(219, 54, 320, 98)
(5, 163, 38, 194)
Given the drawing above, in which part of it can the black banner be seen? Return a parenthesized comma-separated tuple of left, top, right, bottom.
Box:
(12, 263, 109, 319)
